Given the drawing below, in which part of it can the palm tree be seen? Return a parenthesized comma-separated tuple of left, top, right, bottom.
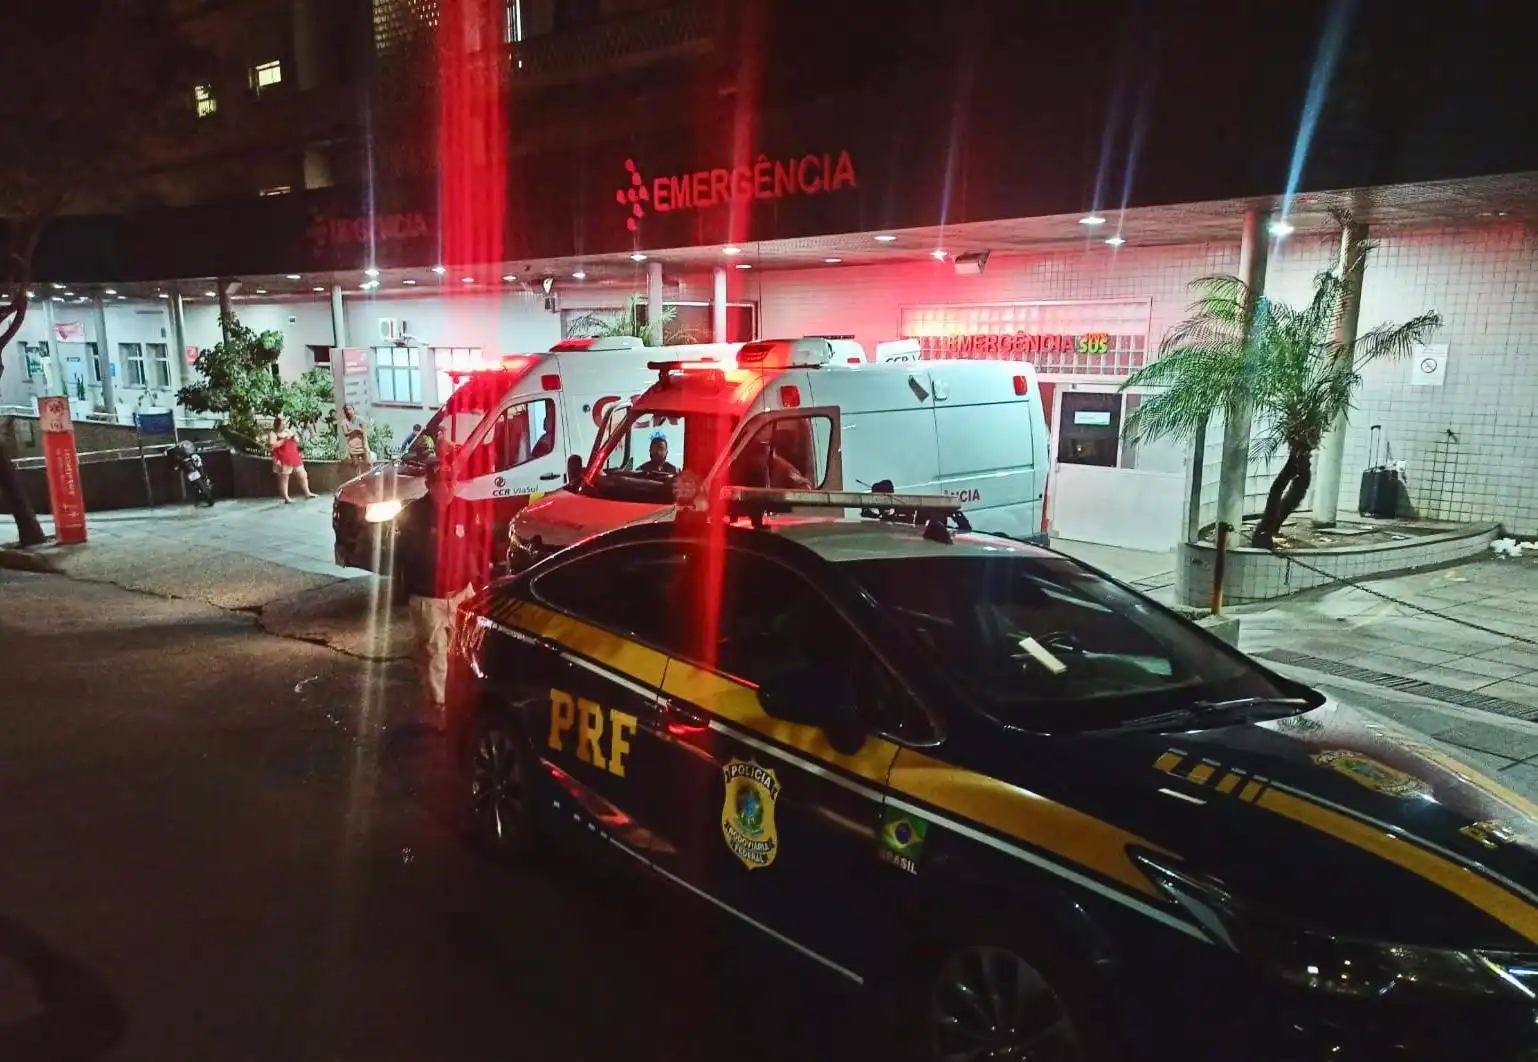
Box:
(566, 294, 698, 346)
(1120, 241, 1441, 548)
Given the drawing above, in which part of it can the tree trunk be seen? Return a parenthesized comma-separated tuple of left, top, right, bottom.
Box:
(1277, 449, 1313, 528)
(0, 358, 47, 547)
(1251, 451, 1298, 548)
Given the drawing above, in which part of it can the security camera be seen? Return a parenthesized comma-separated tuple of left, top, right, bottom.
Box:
(954, 251, 989, 276)
(541, 277, 555, 296)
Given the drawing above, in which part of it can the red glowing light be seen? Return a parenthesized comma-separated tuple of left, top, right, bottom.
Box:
(541, 374, 561, 391)
(779, 385, 800, 407)
(1013, 375, 1027, 396)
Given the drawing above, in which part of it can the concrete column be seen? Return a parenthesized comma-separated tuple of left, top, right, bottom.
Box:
(711, 266, 727, 343)
(92, 296, 116, 417)
(1214, 209, 1271, 535)
(330, 284, 347, 348)
(169, 291, 190, 399)
(1310, 221, 1369, 527)
(289, 0, 320, 92)
(645, 260, 664, 347)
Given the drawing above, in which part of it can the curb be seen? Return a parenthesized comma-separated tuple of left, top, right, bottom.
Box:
(0, 545, 63, 575)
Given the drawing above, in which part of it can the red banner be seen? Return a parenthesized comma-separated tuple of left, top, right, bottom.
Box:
(37, 397, 87, 544)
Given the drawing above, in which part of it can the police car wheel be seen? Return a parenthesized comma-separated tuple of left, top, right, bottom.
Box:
(917, 939, 1109, 1062)
(466, 715, 537, 860)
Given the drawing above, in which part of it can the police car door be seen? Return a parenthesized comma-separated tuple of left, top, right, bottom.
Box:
(651, 544, 900, 980)
(512, 542, 691, 863)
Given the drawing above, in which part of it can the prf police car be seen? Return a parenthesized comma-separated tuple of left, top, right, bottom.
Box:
(450, 487, 1538, 1061)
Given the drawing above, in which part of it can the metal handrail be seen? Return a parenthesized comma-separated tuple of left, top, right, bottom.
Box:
(12, 442, 228, 471)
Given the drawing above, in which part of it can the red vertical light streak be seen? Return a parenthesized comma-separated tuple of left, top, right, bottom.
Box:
(436, 0, 507, 273)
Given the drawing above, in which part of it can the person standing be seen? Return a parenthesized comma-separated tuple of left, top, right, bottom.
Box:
(395, 462, 492, 728)
(340, 404, 373, 476)
(264, 416, 316, 503)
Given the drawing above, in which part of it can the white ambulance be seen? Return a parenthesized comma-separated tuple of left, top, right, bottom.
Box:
(332, 336, 741, 577)
(508, 335, 1050, 569)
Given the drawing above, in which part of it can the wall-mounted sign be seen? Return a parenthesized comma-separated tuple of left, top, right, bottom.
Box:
(306, 210, 430, 257)
(333, 347, 371, 411)
(900, 300, 1153, 377)
(1073, 409, 1113, 426)
(53, 322, 86, 342)
(616, 151, 858, 232)
(1411, 343, 1449, 387)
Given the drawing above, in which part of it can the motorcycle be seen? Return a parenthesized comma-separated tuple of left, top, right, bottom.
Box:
(166, 441, 215, 507)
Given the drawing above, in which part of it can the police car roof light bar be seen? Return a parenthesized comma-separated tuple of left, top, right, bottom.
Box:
(712, 487, 972, 539)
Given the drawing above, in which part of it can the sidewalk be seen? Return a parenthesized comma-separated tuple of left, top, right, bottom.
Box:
(1, 497, 409, 660)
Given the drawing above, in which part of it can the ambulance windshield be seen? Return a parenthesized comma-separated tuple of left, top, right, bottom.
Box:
(403, 370, 520, 468)
(581, 405, 738, 503)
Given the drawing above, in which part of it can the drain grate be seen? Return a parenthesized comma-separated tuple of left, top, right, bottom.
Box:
(1257, 649, 1538, 722)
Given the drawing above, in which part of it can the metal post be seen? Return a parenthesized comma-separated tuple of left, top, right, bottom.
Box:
(1215, 209, 1272, 540)
(92, 295, 116, 417)
(1311, 221, 1369, 527)
(169, 290, 189, 410)
(646, 260, 664, 346)
(330, 284, 347, 348)
(133, 418, 156, 507)
(1211, 522, 1230, 615)
(711, 266, 728, 343)
(330, 284, 349, 426)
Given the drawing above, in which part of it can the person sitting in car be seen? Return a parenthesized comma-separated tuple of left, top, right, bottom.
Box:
(637, 432, 678, 476)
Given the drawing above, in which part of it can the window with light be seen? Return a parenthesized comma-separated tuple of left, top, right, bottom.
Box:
(194, 84, 216, 117)
(252, 60, 282, 90)
(373, 346, 422, 405)
(434, 347, 484, 402)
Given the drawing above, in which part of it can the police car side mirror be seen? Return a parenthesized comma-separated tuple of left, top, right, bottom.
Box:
(566, 454, 584, 485)
(758, 668, 866, 756)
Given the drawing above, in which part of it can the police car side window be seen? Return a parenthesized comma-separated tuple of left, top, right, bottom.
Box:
(711, 551, 926, 739)
(531, 544, 691, 655)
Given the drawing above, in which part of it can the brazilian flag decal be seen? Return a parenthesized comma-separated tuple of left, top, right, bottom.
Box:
(878, 808, 929, 873)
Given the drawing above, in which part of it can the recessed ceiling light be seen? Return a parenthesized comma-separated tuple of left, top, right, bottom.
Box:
(364, 267, 380, 278)
(51, 283, 65, 290)
(736, 263, 753, 270)
(25, 290, 34, 298)
(431, 265, 447, 275)
(51, 296, 63, 302)
(361, 280, 379, 290)
(1105, 235, 1126, 248)
(103, 288, 117, 295)
(824, 257, 843, 264)
(285, 274, 302, 280)
(115, 295, 126, 300)
(203, 290, 216, 297)
(721, 246, 742, 256)
(1079, 214, 1107, 227)
(629, 252, 648, 262)
(1268, 219, 1295, 238)
(313, 286, 325, 292)
(63, 291, 74, 296)
(461, 276, 475, 283)
(502, 274, 517, 282)
(931, 249, 948, 260)
(403, 279, 417, 285)
(157, 293, 169, 299)
(874, 234, 897, 242)
(255, 288, 267, 294)
(572, 271, 587, 280)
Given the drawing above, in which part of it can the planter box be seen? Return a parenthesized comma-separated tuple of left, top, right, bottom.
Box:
(229, 453, 363, 498)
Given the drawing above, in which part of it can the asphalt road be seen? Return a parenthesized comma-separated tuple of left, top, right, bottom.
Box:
(0, 572, 866, 1062)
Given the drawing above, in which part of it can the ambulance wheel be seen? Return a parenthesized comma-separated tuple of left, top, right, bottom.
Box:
(902, 919, 1120, 1062)
(464, 712, 539, 863)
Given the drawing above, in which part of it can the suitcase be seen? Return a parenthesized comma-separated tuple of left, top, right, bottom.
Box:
(1357, 425, 1399, 518)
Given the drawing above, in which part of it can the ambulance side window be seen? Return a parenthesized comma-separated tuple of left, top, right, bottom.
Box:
(727, 414, 832, 490)
(475, 399, 555, 475)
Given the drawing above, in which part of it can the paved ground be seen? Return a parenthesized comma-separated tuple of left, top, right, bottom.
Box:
(2, 499, 409, 661)
(0, 572, 869, 1062)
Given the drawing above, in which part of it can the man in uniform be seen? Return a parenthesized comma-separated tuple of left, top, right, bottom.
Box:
(395, 462, 492, 727)
(636, 432, 678, 476)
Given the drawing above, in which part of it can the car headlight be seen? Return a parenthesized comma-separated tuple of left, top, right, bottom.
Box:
(364, 500, 403, 523)
(1133, 850, 1538, 1000)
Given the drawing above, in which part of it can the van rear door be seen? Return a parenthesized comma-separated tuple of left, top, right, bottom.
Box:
(928, 364, 1042, 540)
(705, 407, 844, 503)
(804, 368, 940, 494)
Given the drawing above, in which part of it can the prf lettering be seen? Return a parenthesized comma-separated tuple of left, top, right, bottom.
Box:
(547, 689, 637, 778)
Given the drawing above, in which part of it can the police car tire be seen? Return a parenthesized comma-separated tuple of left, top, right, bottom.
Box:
(903, 920, 1122, 1062)
(463, 712, 540, 863)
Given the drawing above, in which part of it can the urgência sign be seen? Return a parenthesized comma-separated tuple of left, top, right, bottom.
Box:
(616, 151, 858, 230)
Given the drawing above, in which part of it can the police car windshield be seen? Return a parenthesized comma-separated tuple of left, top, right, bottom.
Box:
(844, 555, 1296, 731)
(581, 407, 737, 503)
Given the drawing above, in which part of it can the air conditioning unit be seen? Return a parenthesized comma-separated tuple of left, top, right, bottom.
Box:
(379, 318, 410, 341)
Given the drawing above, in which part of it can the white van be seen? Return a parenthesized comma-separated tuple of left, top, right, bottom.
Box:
(332, 336, 742, 576)
(509, 336, 1050, 568)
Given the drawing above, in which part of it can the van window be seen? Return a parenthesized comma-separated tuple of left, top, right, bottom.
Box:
(406, 369, 525, 466)
(461, 399, 555, 479)
(582, 405, 737, 504)
(726, 414, 833, 490)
